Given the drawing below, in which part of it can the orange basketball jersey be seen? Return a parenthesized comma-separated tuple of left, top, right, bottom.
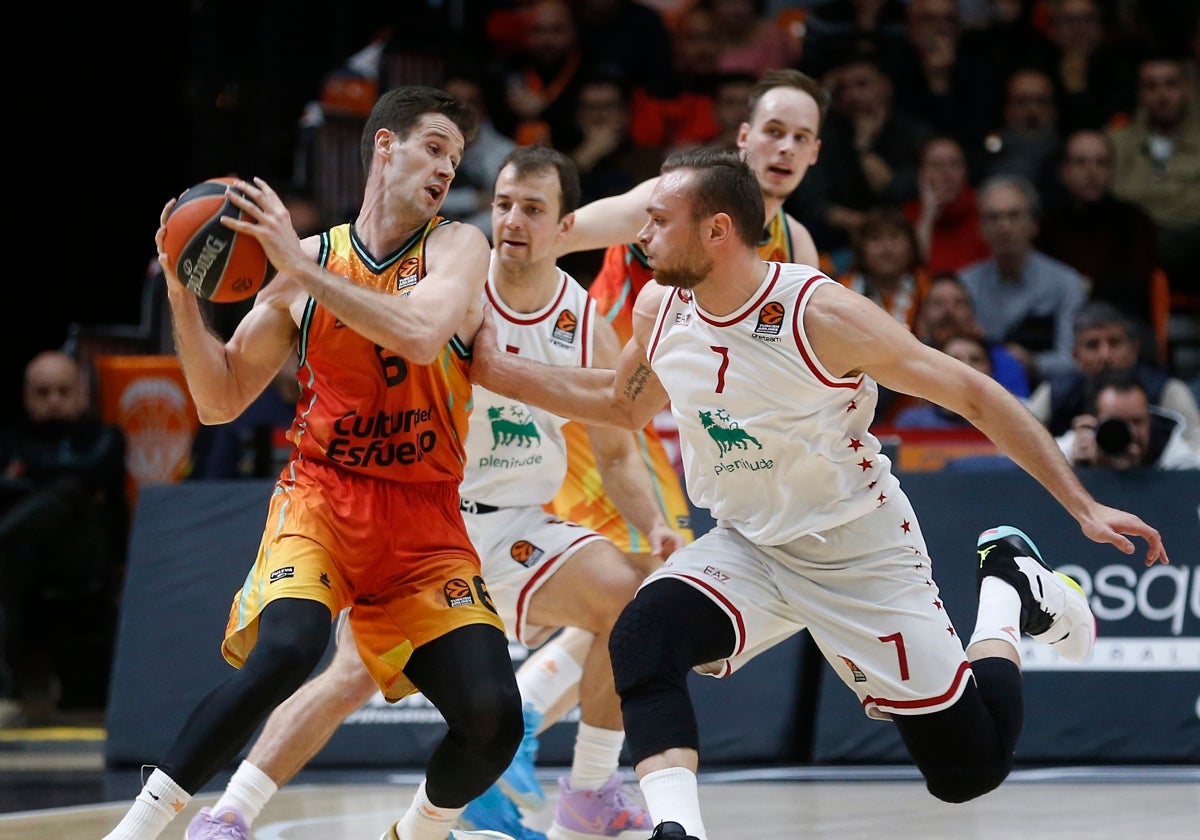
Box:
(289, 219, 473, 485)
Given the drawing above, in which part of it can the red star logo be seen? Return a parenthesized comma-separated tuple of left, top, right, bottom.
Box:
(901, 520, 911, 533)
(847, 400, 858, 412)
(858, 458, 873, 471)
(849, 438, 863, 451)
(933, 598, 944, 611)
(876, 491, 887, 505)
(946, 625, 957, 637)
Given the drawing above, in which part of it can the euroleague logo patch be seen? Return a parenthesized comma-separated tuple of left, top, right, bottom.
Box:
(510, 540, 544, 568)
(551, 308, 578, 347)
(754, 301, 786, 337)
(444, 578, 476, 607)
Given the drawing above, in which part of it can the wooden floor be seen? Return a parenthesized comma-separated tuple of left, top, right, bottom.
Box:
(1, 759, 1196, 840)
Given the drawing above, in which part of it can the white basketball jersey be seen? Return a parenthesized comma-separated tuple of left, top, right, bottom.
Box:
(648, 262, 901, 545)
(460, 269, 597, 506)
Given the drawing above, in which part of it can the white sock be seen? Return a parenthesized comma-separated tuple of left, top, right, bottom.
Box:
(639, 767, 706, 840)
(517, 638, 584, 716)
(968, 576, 1023, 655)
(213, 760, 278, 824)
(101, 767, 190, 840)
(567, 722, 626, 791)
(393, 779, 463, 840)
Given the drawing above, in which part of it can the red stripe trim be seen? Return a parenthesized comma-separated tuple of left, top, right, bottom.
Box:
(792, 276, 860, 390)
(695, 263, 781, 326)
(861, 660, 973, 714)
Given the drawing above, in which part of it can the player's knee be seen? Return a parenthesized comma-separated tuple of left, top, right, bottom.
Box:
(609, 582, 695, 697)
(449, 678, 524, 766)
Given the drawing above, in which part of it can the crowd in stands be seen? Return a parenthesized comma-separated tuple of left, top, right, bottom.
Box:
(5, 0, 1198, 723)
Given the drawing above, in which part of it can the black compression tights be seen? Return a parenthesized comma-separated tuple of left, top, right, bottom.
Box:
(893, 656, 1024, 803)
(159, 598, 333, 792)
(608, 579, 737, 766)
(403, 623, 524, 807)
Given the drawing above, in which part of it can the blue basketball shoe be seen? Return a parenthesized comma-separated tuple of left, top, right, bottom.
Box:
(460, 783, 547, 840)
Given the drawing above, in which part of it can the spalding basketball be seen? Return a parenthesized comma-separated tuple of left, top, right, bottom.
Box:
(162, 177, 273, 303)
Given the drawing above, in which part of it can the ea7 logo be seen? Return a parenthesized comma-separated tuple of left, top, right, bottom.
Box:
(703, 565, 729, 583)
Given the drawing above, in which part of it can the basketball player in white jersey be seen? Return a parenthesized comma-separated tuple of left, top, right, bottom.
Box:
(470, 148, 1169, 840)
(184, 147, 682, 840)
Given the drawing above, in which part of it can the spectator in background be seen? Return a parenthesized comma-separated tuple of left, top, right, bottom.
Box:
(979, 67, 1063, 195)
(837, 204, 931, 331)
(1037, 129, 1158, 344)
(1026, 300, 1200, 447)
(569, 72, 664, 207)
(1109, 50, 1200, 297)
(571, 0, 676, 98)
(438, 66, 518, 242)
(788, 38, 934, 265)
(561, 71, 664, 284)
(958, 0, 1058, 86)
(487, 0, 590, 148)
(707, 0, 804, 78)
(903, 135, 990, 275)
(628, 3, 726, 153)
(801, 0, 910, 78)
(884, 0, 1003, 152)
(914, 272, 1030, 399)
(1046, 0, 1139, 133)
(960, 173, 1087, 385)
(0, 351, 128, 718)
(893, 331, 999, 429)
(1056, 367, 1200, 470)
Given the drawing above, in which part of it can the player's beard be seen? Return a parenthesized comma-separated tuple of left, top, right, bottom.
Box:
(651, 238, 713, 290)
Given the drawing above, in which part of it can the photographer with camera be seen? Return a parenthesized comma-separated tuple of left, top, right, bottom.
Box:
(1057, 367, 1200, 469)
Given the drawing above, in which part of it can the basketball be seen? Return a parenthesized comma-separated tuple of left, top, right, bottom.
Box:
(162, 177, 273, 303)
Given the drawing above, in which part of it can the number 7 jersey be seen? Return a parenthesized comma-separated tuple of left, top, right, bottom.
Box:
(648, 262, 902, 545)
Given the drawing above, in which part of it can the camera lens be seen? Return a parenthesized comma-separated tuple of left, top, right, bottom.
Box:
(1095, 417, 1133, 456)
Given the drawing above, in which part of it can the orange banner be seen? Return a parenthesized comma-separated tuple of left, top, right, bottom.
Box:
(94, 355, 198, 504)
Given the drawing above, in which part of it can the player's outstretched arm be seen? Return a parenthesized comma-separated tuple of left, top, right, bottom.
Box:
(552, 177, 660, 257)
(805, 282, 1170, 567)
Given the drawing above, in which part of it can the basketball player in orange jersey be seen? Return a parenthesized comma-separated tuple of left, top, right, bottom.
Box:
(103, 87, 522, 840)
(544, 67, 830, 564)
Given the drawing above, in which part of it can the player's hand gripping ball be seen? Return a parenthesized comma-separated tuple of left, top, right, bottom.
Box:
(162, 177, 274, 303)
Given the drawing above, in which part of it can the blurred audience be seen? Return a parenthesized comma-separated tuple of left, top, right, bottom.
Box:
(791, 38, 934, 264)
(893, 330, 997, 429)
(837, 205, 931, 331)
(0, 351, 128, 717)
(1109, 49, 1200, 297)
(914, 272, 1030, 398)
(958, 0, 1058, 85)
(978, 66, 1063, 194)
(959, 173, 1087, 384)
(903, 135, 990, 275)
(1025, 300, 1200, 446)
(572, 0, 676, 98)
(706, 0, 804, 78)
(1046, 0, 1140, 133)
(1036, 128, 1158, 344)
(884, 0, 1003, 151)
(486, 0, 591, 148)
(628, 3, 726, 152)
(1055, 367, 1200, 469)
(438, 66, 518, 241)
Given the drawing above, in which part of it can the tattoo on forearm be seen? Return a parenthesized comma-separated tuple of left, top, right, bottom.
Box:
(623, 364, 651, 402)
